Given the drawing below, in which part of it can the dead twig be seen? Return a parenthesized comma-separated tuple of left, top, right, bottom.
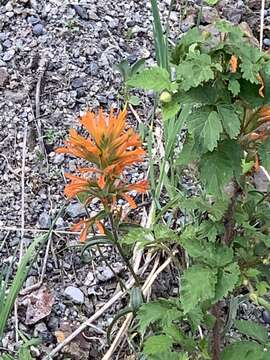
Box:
(260, 0, 266, 51)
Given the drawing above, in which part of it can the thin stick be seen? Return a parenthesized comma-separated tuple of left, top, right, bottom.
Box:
(0, 226, 81, 236)
(102, 254, 173, 360)
(260, 0, 266, 51)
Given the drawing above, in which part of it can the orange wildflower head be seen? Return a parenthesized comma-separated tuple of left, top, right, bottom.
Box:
(57, 108, 149, 241)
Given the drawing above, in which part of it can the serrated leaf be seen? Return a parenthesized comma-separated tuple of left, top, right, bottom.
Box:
(180, 231, 233, 268)
(214, 263, 240, 302)
(128, 67, 171, 91)
(181, 265, 217, 313)
(144, 335, 173, 355)
(137, 300, 182, 334)
(188, 108, 222, 153)
(228, 79, 240, 96)
(177, 53, 217, 91)
(240, 61, 261, 84)
(200, 140, 242, 197)
(202, 111, 223, 151)
(218, 105, 240, 139)
(235, 320, 268, 344)
(221, 341, 268, 360)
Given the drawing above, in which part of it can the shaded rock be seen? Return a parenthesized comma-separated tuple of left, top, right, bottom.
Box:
(64, 286, 84, 304)
(71, 77, 83, 89)
(66, 202, 86, 218)
(262, 310, 270, 324)
(27, 15, 40, 25)
(201, 6, 220, 24)
(222, 7, 242, 24)
(0, 67, 8, 86)
(38, 212, 51, 229)
(3, 49, 15, 62)
(73, 4, 89, 20)
(32, 23, 45, 36)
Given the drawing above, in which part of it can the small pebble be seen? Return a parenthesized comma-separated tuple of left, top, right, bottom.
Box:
(32, 23, 45, 36)
(64, 286, 84, 304)
(73, 4, 89, 20)
(38, 212, 51, 229)
(27, 15, 40, 25)
(263, 38, 270, 47)
(262, 310, 270, 324)
(71, 77, 83, 89)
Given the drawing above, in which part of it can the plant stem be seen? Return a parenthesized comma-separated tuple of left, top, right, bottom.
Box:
(211, 303, 221, 360)
(108, 213, 141, 287)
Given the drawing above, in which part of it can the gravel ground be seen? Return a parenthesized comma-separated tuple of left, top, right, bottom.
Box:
(1, 0, 270, 359)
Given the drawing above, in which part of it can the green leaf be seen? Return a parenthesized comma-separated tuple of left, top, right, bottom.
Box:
(144, 335, 173, 355)
(221, 341, 268, 360)
(228, 79, 240, 96)
(128, 67, 171, 91)
(217, 105, 241, 139)
(200, 140, 242, 197)
(162, 98, 180, 121)
(240, 61, 261, 84)
(205, 0, 219, 4)
(214, 263, 240, 301)
(137, 300, 182, 334)
(129, 95, 140, 106)
(202, 111, 223, 151)
(188, 108, 223, 153)
(181, 265, 217, 313)
(177, 53, 219, 91)
(235, 320, 268, 344)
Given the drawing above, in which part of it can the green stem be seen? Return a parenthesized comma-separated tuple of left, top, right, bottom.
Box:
(108, 213, 141, 287)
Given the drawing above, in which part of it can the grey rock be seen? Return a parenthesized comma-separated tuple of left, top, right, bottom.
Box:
(86, 62, 98, 76)
(55, 217, 65, 229)
(201, 6, 220, 24)
(71, 77, 83, 89)
(2, 40, 12, 48)
(34, 322, 48, 337)
(38, 212, 51, 229)
(66, 202, 86, 218)
(0, 67, 8, 86)
(96, 266, 114, 282)
(262, 310, 270, 324)
(53, 153, 64, 164)
(85, 272, 95, 286)
(5, 90, 27, 103)
(263, 38, 270, 47)
(3, 49, 15, 62)
(32, 23, 45, 36)
(27, 15, 40, 25)
(254, 167, 270, 192)
(64, 286, 84, 304)
(222, 7, 242, 24)
(73, 4, 88, 20)
(97, 95, 107, 104)
(47, 316, 59, 330)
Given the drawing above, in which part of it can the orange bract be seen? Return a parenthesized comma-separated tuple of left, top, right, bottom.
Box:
(57, 108, 148, 241)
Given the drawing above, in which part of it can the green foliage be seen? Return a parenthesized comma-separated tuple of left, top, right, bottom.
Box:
(126, 15, 270, 360)
(181, 265, 216, 313)
(234, 320, 268, 344)
(221, 341, 269, 360)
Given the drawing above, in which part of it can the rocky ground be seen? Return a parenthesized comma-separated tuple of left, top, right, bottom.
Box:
(1, 0, 270, 359)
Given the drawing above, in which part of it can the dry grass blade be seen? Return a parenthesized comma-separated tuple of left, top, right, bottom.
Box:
(260, 0, 266, 51)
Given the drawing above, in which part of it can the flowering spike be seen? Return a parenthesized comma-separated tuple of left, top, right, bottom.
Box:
(56, 108, 148, 241)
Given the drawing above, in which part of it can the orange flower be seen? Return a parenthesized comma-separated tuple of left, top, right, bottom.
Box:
(229, 55, 238, 73)
(258, 105, 270, 124)
(57, 108, 148, 241)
